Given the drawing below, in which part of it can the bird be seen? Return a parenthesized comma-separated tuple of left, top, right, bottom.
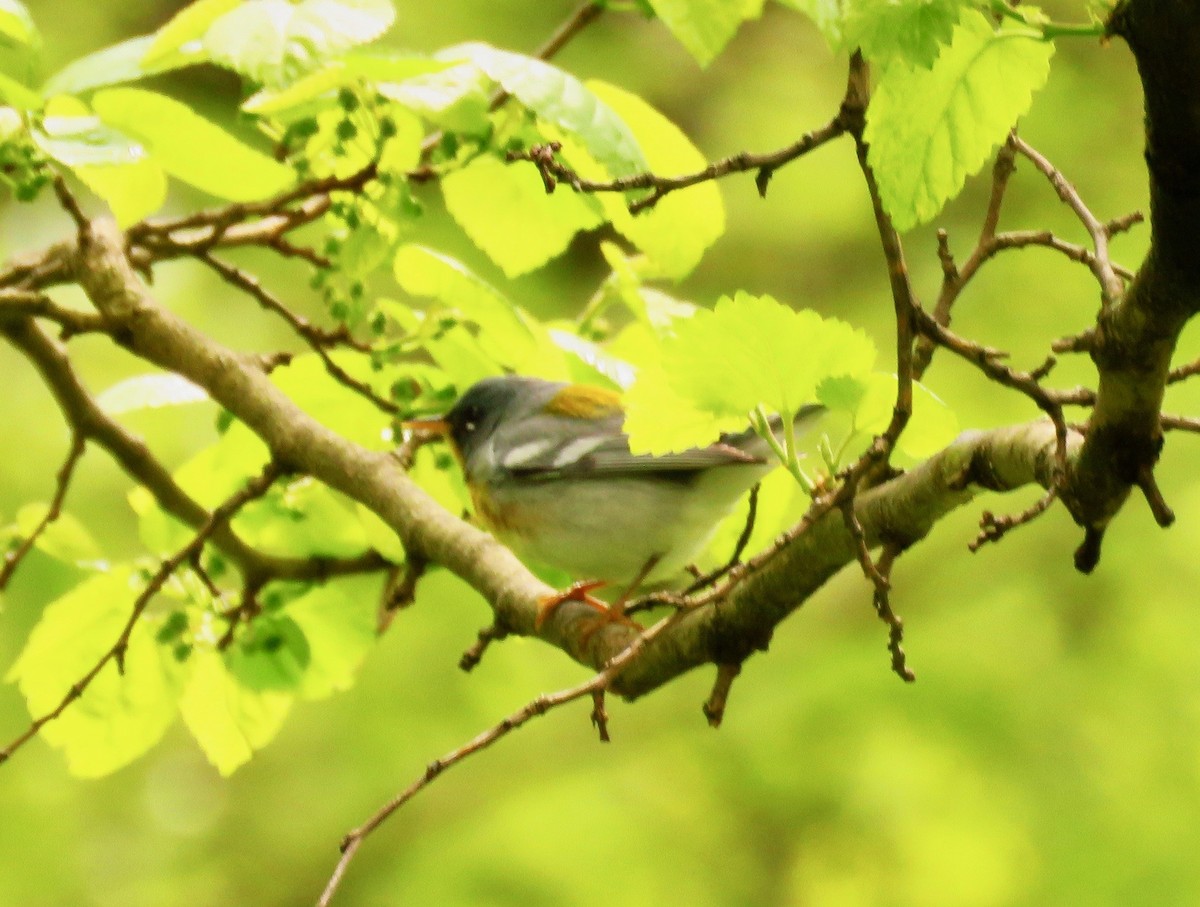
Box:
(404, 375, 823, 629)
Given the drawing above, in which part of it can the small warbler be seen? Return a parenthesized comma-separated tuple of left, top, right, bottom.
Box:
(406, 375, 823, 625)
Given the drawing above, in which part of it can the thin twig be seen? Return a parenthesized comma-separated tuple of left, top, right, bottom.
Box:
(0, 288, 107, 336)
(507, 112, 847, 214)
(1135, 463, 1175, 527)
(682, 484, 760, 595)
(377, 555, 427, 634)
(969, 488, 1059, 551)
(533, 0, 605, 61)
(459, 620, 510, 672)
(0, 462, 283, 766)
(842, 502, 914, 681)
(0, 434, 86, 590)
(1011, 135, 1126, 304)
(197, 252, 396, 415)
(317, 610, 683, 907)
(52, 175, 89, 245)
(702, 662, 742, 728)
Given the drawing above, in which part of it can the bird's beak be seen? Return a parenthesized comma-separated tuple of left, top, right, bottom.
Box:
(401, 417, 450, 436)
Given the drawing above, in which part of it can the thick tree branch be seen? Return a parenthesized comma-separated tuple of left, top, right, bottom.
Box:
(1056, 1, 1200, 563)
(69, 219, 1079, 699)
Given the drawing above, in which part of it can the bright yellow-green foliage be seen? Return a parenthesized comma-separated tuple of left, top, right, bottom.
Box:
(0, 1, 1194, 907)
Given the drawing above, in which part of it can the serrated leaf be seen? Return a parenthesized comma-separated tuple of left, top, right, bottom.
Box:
(647, 0, 765, 66)
(844, 0, 964, 69)
(97, 373, 209, 414)
(15, 503, 102, 565)
(142, 0, 241, 68)
(204, 0, 396, 87)
(447, 42, 646, 177)
(864, 10, 1053, 231)
(91, 87, 293, 201)
(180, 648, 291, 776)
(6, 568, 184, 777)
(816, 373, 869, 412)
(588, 79, 725, 279)
(441, 155, 605, 277)
(624, 291, 875, 453)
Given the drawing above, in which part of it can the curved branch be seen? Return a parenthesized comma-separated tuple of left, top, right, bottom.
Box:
(0, 317, 386, 586)
(1058, 2, 1200, 557)
(73, 215, 1078, 698)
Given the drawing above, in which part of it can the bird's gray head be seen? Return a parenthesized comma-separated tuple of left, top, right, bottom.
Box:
(443, 375, 564, 462)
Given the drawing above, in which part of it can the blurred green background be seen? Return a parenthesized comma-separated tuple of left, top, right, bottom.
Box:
(4, 2, 1200, 905)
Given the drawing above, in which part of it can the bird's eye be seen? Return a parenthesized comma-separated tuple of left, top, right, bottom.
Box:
(464, 421, 477, 433)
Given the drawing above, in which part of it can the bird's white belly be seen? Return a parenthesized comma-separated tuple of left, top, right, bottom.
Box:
(485, 467, 769, 585)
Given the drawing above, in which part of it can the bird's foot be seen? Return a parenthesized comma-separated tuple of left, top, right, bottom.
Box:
(535, 580, 642, 637)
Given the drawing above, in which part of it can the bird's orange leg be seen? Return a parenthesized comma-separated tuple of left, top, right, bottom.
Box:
(535, 580, 610, 631)
(535, 554, 664, 639)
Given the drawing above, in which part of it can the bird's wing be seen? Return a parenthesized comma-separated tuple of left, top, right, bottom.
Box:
(495, 410, 765, 482)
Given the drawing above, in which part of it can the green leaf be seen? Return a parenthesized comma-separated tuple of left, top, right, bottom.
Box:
(624, 291, 875, 453)
(864, 10, 1054, 231)
(377, 61, 489, 133)
(33, 112, 144, 167)
(588, 79, 725, 279)
(844, 0, 964, 69)
(393, 244, 568, 378)
(816, 373, 870, 413)
(71, 157, 168, 226)
(203, 0, 396, 87)
(242, 53, 448, 115)
(854, 373, 960, 458)
(0, 71, 39, 108)
(775, 0, 846, 45)
(447, 42, 646, 176)
(285, 578, 377, 699)
(268, 351, 391, 447)
(0, 0, 36, 48)
(6, 568, 184, 777)
(227, 615, 311, 691)
(355, 503, 406, 563)
(179, 648, 292, 776)
(42, 36, 172, 97)
(15, 503, 103, 565)
(647, 0, 765, 66)
(548, 328, 635, 390)
(406, 443, 472, 517)
(91, 87, 293, 201)
(97, 373, 209, 414)
(233, 477, 369, 558)
(142, 0, 241, 68)
(441, 155, 605, 277)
